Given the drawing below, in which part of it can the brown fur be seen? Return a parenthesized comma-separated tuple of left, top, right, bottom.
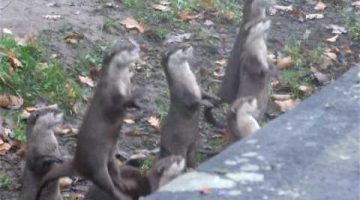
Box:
(84, 156, 185, 200)
(35, 40, 141, 200)
(204, 0, 276, 130)
(159, 45, 218, 168)
(20, 106, 63, 200)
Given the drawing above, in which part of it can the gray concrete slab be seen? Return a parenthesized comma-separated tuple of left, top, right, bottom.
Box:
(145, 66, 360, 200)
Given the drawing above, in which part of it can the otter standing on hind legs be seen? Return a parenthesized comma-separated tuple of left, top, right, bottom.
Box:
(204, 0, 276, 132)
(20, 106, 63, 200)
(159, 45, 220, 168)
(35, 40, 141, 200)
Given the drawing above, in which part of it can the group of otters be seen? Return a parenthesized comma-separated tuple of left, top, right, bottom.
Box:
(19, 0, 277, 200)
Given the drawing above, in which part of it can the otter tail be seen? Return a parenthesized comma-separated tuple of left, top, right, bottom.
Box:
(35, 158, 74, 200)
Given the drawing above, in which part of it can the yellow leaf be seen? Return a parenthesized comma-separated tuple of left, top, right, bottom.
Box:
(151, 3, 171, 11)
(147, 116, 161, 130)
(64, 33, 84, 44)
(78, 75, 95, 87)
(0, 95, 24, 109)
(326, 34, 339, 43)
(215, 59, 227, 66)
(277, 57, 293, 70)
(120, 17, 145, 33)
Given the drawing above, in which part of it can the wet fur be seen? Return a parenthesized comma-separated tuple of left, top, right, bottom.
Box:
(84, 156, 185, 200)
(160, 45, 218, 168)
(36, 41, 141, 200)
(20, 106, 63, 200)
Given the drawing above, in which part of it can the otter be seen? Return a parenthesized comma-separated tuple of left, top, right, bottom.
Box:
(35, 40, 141, 200)
(20, 106, 63, 200)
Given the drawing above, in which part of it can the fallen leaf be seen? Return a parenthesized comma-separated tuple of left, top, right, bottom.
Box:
(274, 99, 300, 112)
(305, 13, 324, 20)
(271, 94, 291, 101)
(271, 79, 280, 87)
(0, 95, 24, 109)
(298, 85, 313, 95)
(204, 20, 215, 26)
(202, 0, 213, 6)
(215, 59, 227, 67)
(78, 76, 95, 87)
(14, 34, 37, 47)
(326, 34, 339, 43)
(200, 187, 210, 195)
(178, 11, 203, 22)
(326, 24, 347, 34)
(59, 177, 73, 188)
(0, 48, 23, 69)
(147, 116, 160, 130)
(120, 17, 145, 33)
(277, 57, 294, 70)
(64, 33, 84, 44)
(151, 3, 171, 11)
(272, 5, 294, 12)
(55, 125, 78, 135)
(339, 45, 353, 55)
(314, 1, 326, 11)
(125, 130, 146, 137)
(2, 28, 13, 35)
(123, 118, 135, 124)
(69, 193, 84, 200)
(0, 142, 11, 155)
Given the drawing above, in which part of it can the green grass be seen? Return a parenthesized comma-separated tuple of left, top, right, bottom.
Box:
(120, 0, 240, 32)
(281, 39, 322, 98)
(349, 24, 360, 42)
(0, 36, 82, 141)
(0, 171, 11, 189)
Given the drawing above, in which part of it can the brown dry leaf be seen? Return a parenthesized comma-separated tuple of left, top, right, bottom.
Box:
(178, 11, 203, 22)
(215, 59, 227, 67)
(0, 142, 11, 155)
(0, 49, 23, 69)
(203, 0, 213, 6)
(151, 3, 171, 11)
(59, 177, 73, 188)
(271, 94, 291, 101)
(120, 17, 145, 33)
(271, 79, 280, 88)
(64, 33, 84, 44)
(14, 34, 37, 47)
(123, 118, 135, 124)
(298, 85, 313, 95)
(69, 193, 84, 200)
(200, 187, 210, 195)
(326, 34, 339, 43)
(319, 51, 337, 70)
(147, 116, 161, 130)
(272, 5, 294, 12)
(274, 99, 301, 112)
(314, 1, 326, 11)
(55, 125, 78, 135)
(0, 95, 24, 109)
(78, 75, 95, 87)
(339, 46, 353, 55)
(277, 56, 293, 70)
(125, 130, 146, 137)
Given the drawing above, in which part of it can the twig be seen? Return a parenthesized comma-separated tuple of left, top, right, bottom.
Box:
(0, 0, 14, 10)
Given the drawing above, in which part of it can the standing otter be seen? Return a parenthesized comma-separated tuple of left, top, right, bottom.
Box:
(35, 40, 141, 200)
(204, 0, 276, 131)
(20, 106, 63, 200)
(84, 156, 185, 200)
(159, 45, 219, 168)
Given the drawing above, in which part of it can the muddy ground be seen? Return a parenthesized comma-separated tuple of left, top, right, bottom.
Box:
(0, 0, 359, 199)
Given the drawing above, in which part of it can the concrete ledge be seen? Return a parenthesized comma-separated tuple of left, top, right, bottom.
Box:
(144, 66, 360, 200)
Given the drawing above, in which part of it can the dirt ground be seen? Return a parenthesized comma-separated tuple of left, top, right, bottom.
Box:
(0, 0, 359, 199)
